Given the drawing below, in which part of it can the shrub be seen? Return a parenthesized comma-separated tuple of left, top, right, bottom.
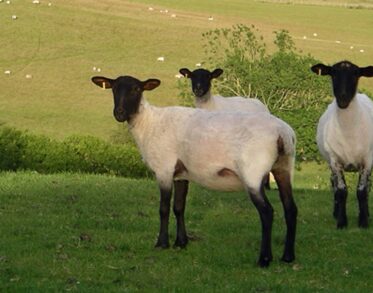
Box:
(179, 25, 332, 161)
(0, 127, 27, 171)
(0, 127, 151, 178)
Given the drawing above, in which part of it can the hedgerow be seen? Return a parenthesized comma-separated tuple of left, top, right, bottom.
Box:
(0, 127, 151, 178)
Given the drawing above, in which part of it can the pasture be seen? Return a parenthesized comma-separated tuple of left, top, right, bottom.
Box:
(1, 0, 373, 291)
(0, 166, 372, 291)
(0, 0, 373, 140)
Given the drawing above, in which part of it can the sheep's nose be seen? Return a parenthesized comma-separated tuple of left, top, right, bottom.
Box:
(116, 107, 124, 114)
(193, 89, 204, 97)
(114, 108, 127, 122)
(193, 83, 204, 94)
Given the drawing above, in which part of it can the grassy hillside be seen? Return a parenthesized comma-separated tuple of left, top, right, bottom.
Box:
(0, 165, 372, 291)
(1, 0, 373, 140)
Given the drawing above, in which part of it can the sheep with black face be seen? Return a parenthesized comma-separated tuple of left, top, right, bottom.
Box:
(179, 67, 272, 189)
(179, 68, 268, 112)
(311, 60, 373, 228)
(91, 74, 297, 267)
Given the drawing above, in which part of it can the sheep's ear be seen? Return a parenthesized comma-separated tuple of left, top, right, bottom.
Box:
(359, 66, 373, 77)
(91, 76, 113, 89)
(311, 64, 331, 76)
(211, 68, 223, 79)
(143, 79, 161, 91)
(179, 68, 192, 78)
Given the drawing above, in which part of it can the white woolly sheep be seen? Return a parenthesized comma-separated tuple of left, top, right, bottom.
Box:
(179, 68, 269, 113)
(91, 74, 297, 267)
(311, 60, 373, 228)
(179, 67, 272, 189)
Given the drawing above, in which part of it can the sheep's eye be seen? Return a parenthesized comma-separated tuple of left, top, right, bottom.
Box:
(132, 87, 141, 94)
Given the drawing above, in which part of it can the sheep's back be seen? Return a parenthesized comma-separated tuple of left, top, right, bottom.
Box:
(177, 112, 284, 169)
(214, 96, 269, 113)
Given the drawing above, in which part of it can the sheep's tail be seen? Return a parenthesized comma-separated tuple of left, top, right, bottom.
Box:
(275, 123, 296, 182)
(278, 125, 296, 157)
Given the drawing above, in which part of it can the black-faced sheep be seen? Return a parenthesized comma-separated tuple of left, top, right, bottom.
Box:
(91, 75, 297, 267)
(311, 60, 373, 228)
(179, 67, 273, 189)
(179, 68, 268, 113)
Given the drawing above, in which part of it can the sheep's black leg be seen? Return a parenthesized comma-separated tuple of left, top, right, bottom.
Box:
(331, 168, 348, 228)
(155, 186, 172, 248)
(248, 185, 273, 267)
(330, 175, 339, 219)
(272, 170, 297, 263)
(263, 173, 271, 190)
(173, 180, 189, 248)
(357, 169, 370, 228)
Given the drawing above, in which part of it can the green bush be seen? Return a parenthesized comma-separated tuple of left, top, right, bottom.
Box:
(278, 110, 322, 162)
(0, 127, 151, 178)
(0, 127, 27, 171)
(179, 25, 333, 161)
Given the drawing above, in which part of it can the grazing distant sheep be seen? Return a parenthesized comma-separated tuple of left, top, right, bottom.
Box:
(311, 60, 373, 228)
(91, 74, 297, 267)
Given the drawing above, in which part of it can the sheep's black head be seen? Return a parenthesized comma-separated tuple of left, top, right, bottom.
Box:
(91, 75, 160, 122)
(311, 61, 373, 109)
(179, 68, 223, 99)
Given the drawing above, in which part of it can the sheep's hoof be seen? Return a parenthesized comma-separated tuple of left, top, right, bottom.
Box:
(257, 255, 272, 268)
(155, 238, 170, 249)
(173, 237, 188, 249)
(358, 215, 369, 228)
(281, 253, 295, 263)
(336, 217, 348, 229)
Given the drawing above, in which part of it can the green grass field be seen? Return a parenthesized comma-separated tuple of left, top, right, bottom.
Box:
(1, 0, 373, 140)
(0, 164, 372, 291)
(1, 1, 373, 291)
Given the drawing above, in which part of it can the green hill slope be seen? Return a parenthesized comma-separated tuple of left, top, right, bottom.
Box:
(1, 0, 372, 140)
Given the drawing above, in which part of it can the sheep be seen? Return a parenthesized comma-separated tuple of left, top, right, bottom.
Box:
(91, 74, 297, 267)
(311, 60, 373, 228)
(179, 67, 272, 189)
(179, 68, 269, 113)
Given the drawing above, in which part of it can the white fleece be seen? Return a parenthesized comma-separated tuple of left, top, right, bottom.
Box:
(129, 98, 295, 191)
(195, 91, 269, 113)
(317, 93, 373, 171)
